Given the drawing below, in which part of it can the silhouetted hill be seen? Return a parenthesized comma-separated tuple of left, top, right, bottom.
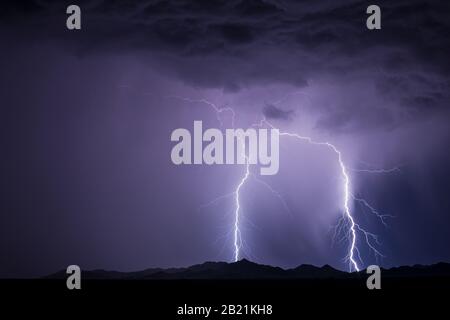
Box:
(46, 259, 450, 280)
(380, 262, 450, 277)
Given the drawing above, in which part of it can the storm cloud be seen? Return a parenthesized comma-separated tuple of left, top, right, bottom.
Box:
(1, 0, 450, 277)
(3, 0, 449, 131)
(262, 104, 294, 121)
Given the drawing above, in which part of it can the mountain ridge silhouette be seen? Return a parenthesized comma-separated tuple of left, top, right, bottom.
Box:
(46, 259, 450, 280)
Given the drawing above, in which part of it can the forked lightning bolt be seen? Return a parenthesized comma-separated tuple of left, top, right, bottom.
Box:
(171, 95, 394, 272)
(233, 148, 250, 262)
(257, 118, 359, 270)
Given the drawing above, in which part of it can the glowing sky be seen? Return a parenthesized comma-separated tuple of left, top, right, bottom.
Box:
(1, 0, 450, 277)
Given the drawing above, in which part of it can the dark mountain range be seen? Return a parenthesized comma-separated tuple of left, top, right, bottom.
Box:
(8, 259, 449, 317)
(46, 259, 450, 280)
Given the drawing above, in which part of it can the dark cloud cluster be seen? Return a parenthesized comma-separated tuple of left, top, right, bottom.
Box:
(2, 0, 450, 137)
(2, 1, 450, 277)
(2, 0, 448, 132)
(262, 104, 294, 121)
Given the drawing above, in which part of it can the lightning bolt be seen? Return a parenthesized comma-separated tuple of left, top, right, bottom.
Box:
(231, 136, 292, 261)
(233, 152, 250, 262)
(350, 167, 401, 174)
(258, 118, 360, 271)
(170, 95, 393, 272)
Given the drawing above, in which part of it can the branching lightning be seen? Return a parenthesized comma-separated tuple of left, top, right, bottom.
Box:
(351, 194, 395, 227)
(171, 95, 396, 272)
(259, 118, 360, 271)
(233, 152, 250, 262)
(350, 167, 401, 174)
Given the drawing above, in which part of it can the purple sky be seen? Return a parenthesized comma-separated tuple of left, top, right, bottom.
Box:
(1, 0, 450, 277)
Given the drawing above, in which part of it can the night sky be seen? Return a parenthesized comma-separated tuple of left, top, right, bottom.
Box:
(1, 0, 450, 278)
